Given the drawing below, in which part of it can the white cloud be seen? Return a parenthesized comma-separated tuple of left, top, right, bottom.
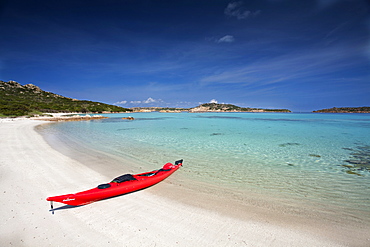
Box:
(210, 99, 218, 103)
(143, 97, 157, 104)
(115, 97, 164, 106)
(217, 35, 235, 43)
(199, 44, 364, 89)
(224, 1, 260, 20)
(114, 100, 127, 105)
(225, 1, 243, 17)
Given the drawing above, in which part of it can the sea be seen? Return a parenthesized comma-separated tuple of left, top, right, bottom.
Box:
(37, 112, 370, 223)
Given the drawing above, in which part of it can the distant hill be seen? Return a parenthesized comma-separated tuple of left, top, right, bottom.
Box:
(189, 103, 291, 113)
(313, 107, 370, 113)
(131, 103, 291, 113)
(0, 80, 132, 117)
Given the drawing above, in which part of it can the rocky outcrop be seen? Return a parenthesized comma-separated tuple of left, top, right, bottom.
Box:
(0, 80, 23, 90)
(24, 84, 42, 92)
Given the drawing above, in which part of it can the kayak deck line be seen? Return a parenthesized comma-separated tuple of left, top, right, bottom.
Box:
(47, 159, 183, 211)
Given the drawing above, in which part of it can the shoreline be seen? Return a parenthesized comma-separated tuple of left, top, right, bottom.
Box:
(1, 119, 369, 246)
(32, 125, 370, 233)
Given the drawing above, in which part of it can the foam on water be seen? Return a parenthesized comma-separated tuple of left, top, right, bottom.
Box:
(39, 112, 370, 220)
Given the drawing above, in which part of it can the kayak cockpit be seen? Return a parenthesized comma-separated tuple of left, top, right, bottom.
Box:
(111, 174, 136, 183)
(97, 183, 111, 189)
(136, 168, 172, 177)
(97, 174, 137, 189)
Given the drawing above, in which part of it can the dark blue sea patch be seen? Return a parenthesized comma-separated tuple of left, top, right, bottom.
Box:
(134, 117, 169, 121)
(279, 143, 301, 147)
(194, 115, 242, 119)
(342, 145, 370, 175)
(117, 128, 136, 131)
(210, 133, 223, 136)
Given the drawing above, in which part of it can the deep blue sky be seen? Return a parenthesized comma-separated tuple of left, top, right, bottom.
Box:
(0, 0, 369, 111)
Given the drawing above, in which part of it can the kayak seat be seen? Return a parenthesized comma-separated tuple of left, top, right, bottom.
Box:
(111, 174, 137, 183)
(97, 183, 111, 189)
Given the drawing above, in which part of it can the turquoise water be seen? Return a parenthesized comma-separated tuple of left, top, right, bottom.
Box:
(39, 112, 370, 219)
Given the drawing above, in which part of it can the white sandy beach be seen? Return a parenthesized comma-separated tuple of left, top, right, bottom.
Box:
(0, 119, 368, 246)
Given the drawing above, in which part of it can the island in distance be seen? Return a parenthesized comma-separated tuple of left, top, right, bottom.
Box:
(313, 107, 370, 113)
(131, 103, 291, 113)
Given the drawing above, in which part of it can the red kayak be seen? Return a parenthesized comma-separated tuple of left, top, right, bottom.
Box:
(47, 160, 183, 207)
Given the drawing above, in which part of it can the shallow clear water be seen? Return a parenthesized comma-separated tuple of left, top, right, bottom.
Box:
(40, 112, 370, 218)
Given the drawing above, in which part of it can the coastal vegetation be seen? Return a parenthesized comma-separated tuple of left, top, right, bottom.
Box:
(188, 103, 291, 112)
(313, 107, 370, 113)
(0, 80, 132, 117)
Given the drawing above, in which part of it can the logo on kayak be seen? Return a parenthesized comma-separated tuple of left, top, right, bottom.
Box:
(63, 198, 75, 202)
